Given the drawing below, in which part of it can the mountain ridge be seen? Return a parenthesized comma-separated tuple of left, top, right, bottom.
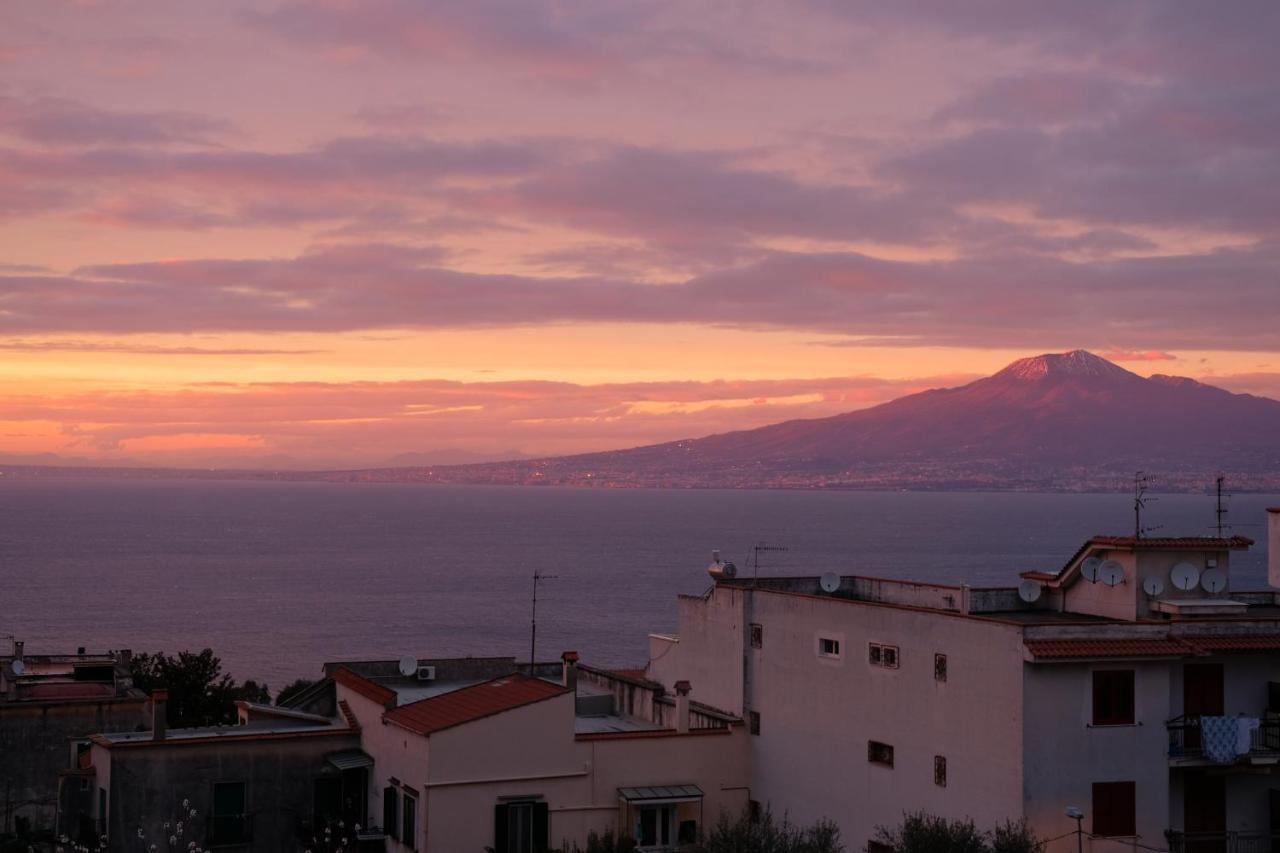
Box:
(5, 351, 1279, 492)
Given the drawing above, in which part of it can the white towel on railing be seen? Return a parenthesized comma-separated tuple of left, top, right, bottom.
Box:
(1236, 716, 1260, 753)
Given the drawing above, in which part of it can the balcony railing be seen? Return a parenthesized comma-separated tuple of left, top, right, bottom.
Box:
(1166, 715, 1280, 761)
(1167, 831, 1280, 853)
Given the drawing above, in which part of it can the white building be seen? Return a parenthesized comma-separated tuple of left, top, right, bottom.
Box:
(647, 516, 1280, 853)
(330, 653, 750, 853)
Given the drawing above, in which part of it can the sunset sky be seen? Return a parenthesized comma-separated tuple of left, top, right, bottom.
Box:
(3, 1, 1278, 468)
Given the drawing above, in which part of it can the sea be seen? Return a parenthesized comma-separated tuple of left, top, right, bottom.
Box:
(0, 479, 1274, 690)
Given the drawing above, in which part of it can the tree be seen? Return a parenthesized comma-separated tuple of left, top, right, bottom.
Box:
(129, 649, 270, 728)
(869, 813, 1042, 853)
(276, 677, 317, 706)
(695, 808, 842, 853)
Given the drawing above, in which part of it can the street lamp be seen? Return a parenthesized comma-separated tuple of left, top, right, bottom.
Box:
(1065, 807, 1084, 853)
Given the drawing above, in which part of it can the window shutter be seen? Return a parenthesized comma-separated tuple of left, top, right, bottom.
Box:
(493, 804, 509, 853)
(383, 788, 398, 840)
(532, 802, 549, 853)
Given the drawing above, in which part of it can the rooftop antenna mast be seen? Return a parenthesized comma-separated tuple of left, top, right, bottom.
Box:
(750, 542, 789, 583)
(1133, 471, 1159, 539)
(1214, 474, 1231, 537)
(530, 568, 557, 668)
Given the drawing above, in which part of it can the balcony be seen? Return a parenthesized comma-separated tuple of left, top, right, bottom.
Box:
(1166, 715, 1280, 765)
(1167, 831, 1280, 853)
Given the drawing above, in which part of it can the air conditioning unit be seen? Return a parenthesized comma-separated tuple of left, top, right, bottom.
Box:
(416, 665, 436, 682)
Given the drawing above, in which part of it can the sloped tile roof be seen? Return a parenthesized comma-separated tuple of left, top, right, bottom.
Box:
(1025, 637, 1195, 659)
(384, 673, 568, 736)
(1025, 634, 1280, 660)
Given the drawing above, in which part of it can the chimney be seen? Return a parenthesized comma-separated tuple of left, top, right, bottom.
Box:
(151, 689, 169, 741)
(13, 641, 23, 662)
(77, 646, 86, 656)
(118, 649, 132, 670)
(561, 651, 580, 693)
(674, 680, 691, 733)
(1269, 508, 1280, 589)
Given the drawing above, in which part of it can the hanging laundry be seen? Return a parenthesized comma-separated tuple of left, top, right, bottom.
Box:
(1236, 716, 1260, 754)
(1201, 716, 1238, 763)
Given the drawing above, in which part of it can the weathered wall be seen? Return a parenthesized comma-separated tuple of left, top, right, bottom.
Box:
(97, 732, 360, 853)
(0, 697, 147, 834)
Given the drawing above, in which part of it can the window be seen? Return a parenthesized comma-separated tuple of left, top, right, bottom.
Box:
(748, 711, 760, 735)
(1092, 670, 1135, 726)
(494, 801, 548, 853)
(867, 741, 894, 767)
(934, 755, 947, 787)
(1091, 781, 1136, 837)
(639, 805, 676, 848)
(750, 623, 763, 649)
(383, 786, 399, 840)
(934, 654, 948, 682)
(211, 781, 249, 846)
(819, 637, 840, 657)
(402, 790, 418, 849)
(869, 643, 900, 669)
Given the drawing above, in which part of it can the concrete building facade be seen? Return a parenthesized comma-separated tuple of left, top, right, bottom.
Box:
(0, 643, 147, 839)
(646, 527, 1280, 853)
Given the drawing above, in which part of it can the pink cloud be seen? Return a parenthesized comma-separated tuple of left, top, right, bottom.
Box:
(1097, 349, 1177, 362)
(1, 372, 976, 468)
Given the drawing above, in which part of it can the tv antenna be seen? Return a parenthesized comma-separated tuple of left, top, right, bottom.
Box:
(530, 568, 558, 667)
(749, 542, 789, 583)
(1133, 472, 1160, 538)
(1214, 474, 1231, 537)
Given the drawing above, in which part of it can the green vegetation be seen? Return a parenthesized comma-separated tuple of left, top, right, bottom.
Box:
(275, 677, 317, 706)
(129, 649, 270, 728)
(870, 813, 1042, 853)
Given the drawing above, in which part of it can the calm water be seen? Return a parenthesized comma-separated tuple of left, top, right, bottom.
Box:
(0, 480, 1274, 689)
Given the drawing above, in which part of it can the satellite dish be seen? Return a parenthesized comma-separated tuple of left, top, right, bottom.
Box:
(1018, 579, 1043, 603)
(1171, 562, 1200, 591)
(1142, 576, 1165, 597)
(397, 656, 418, 677)
(10, 659, 24, 677)
(1200, 567, 1226, 594)
(819, 572, 840, 593)
(1081, 557, 1102, 583)
(1098, 560, 1125, 587)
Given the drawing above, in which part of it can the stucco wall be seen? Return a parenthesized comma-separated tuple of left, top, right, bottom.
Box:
(1022, 660, 1172, 848)
(649, 591, 746, 716)
(743, 590, 1027, 850)
(335, 682, 428, 851)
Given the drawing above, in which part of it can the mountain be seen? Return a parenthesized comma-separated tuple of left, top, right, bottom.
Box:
(363, 350, 1280, 491)
(6, 351, 1276, 491)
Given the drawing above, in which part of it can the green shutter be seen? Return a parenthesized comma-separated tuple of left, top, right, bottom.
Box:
(532, 802, 549, 853)
(493, 804, 509, 853)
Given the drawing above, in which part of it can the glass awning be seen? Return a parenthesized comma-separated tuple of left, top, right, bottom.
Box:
(326, 749, 374, 770)
(618, 785, 704, 804)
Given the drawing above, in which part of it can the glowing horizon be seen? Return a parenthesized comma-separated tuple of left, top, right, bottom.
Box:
(3, 2, 1278, 468)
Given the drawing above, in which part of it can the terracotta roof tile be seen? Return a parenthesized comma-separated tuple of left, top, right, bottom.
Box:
(1025, 637, 1195, 659)
(384, 673, 568, 736)
(1026, 635, 1280, 660)
(1184, 635, 1280, 652)
(1086, 535, 1253, 550)
(333, 667, 397, 708)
